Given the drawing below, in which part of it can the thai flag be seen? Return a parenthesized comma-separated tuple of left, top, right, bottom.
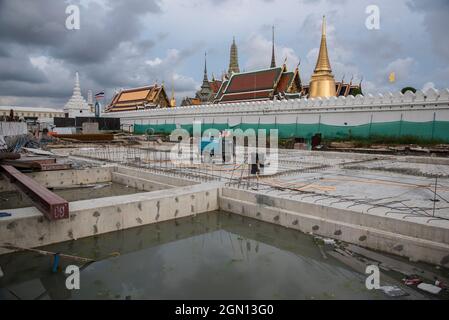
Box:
(95, 91, 105, 100)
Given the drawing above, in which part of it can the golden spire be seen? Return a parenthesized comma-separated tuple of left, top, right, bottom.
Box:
(228, 37, 240, 74)
(170, 79, 176, 107)
(309, 15, 336, 98)
(314, 15, 332, 73)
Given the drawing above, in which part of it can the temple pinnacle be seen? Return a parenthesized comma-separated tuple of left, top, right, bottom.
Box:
(270, 25, 276, 68)
(228, 37, 240, 74)
(308, 15, 336, 98)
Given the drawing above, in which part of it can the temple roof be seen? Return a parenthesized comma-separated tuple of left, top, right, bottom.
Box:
(209, 80, 223, 94)
(224, 67, 283, 93)
(214, 80, 228, 102)
(276, 72, 294, 93)
(181, 97, 202, 106)
(215, 65, 299, 104)
(105, 85, 169, 112)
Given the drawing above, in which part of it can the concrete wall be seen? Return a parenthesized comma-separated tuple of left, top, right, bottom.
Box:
(219, 188, 449, 267)
(103, 88, 449, 141)
(0, 183, 220, 255)
(1, 164, 448, 268)
(0, 167, 113, 193)
(114, 166, 197, 187)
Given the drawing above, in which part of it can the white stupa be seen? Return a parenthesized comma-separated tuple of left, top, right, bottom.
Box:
(63, 72, 93, 117)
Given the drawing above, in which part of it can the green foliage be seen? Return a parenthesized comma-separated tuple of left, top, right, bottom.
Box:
(351, 87, 363, 96)
(401, 87, 417, 94)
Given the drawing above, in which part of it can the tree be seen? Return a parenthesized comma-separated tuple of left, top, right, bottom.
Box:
(351, 87, 363, 96)
(401, 87, 417, 94)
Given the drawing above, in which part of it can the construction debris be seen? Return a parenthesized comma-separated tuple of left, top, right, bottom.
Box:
(5, 135, 40, 153)
(379, 286, 408, 297)
(402, 276, 422, 286)
(327, 246, 433, 299)
(0, 152, 20, 161)
(0, 150, 71, 172)
(54, 133, 114, 142)
(417, 283, 442, 295)
(314, 236, 337, 246)
(21, 148, 59, 157)
(344, 244, 449, 285)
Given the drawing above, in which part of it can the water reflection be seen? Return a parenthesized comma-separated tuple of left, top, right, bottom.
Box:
(0, 211, 386, 300)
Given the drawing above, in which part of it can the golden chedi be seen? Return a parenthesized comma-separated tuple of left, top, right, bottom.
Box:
(309, 16, 337, 98)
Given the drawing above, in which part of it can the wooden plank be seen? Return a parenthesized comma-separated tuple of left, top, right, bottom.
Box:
(53, 134, 114, 141)
(0, 152, 20, 160)
(39, 163, 72, 171)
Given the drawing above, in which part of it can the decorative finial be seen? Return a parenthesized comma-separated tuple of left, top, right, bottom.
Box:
(270, 25, 276, 68)
(322, 15, 326, 36)
(228, 36, 240, 74)
(202, 51, 210, 87)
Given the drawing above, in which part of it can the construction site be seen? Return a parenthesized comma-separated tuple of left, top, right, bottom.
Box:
(0, 122, 448, 300)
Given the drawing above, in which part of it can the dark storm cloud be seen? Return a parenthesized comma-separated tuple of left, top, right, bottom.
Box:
(0, 0, 67, 46)
(0, 0, 200, 106)
(54, 0, 162, 64)
(0, 46, 10, 57)
(0, 0, 162, 79)
(1, 0, 448, 107)
(407, 0, 449, 62)
(0, 46, 47, 83)
(0, 80, 72, 99)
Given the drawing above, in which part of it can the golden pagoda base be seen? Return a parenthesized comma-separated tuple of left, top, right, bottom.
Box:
(309, 74, 337, 98)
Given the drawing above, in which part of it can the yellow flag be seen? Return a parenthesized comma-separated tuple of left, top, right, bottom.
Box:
(389, 72, 396, 83)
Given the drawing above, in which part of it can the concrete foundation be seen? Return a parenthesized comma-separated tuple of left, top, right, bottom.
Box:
(0, 178, 218, 255)
(1, 153, 449, 268)
(219, 188, 449, 267)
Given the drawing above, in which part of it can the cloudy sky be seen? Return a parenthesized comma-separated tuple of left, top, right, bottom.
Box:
(0, 0, 448, 109)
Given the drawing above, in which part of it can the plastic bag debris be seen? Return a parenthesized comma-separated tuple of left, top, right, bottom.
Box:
(402, 276, 422, 286)
(379, 286, 408, 297)
(417, 283, 442, 295)
(323, 239, 336, 246)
